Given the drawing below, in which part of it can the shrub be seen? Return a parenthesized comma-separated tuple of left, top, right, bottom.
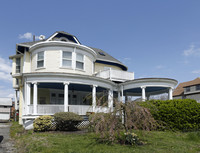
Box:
(89, 101, 157, 144)
(124, 101, 158, 131)
(89, 112, 123, 143)
(33, 115, 54, 132)
(54, 112, 83, 131)
(141, 99, 200, 131)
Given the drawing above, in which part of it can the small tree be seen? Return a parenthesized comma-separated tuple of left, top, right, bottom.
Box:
(89, 100, 157, 144)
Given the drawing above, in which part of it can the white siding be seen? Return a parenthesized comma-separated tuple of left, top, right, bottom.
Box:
(31, 49, 93, 75)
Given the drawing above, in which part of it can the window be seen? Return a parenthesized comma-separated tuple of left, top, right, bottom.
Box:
(196, 85, 200, 91)
(39, 97, 46, 104)
(16, 58, 21, 73)
(16, 79, 19, 85)
(62, 51, 72, 67)
(50, 92, 64, 104)
(76, 53, 84, 70)
(98, 52, 105, 56)
(37, 52, 44, 68)
(186, 87, 190, 92)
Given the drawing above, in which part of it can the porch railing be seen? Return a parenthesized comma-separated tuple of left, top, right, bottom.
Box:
(96, 69, 134, 82)
(69, 105, 92, 115)
(28, 105, 111, 115)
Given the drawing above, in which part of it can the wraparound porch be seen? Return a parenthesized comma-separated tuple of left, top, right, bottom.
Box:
(22, 73, 178, 117)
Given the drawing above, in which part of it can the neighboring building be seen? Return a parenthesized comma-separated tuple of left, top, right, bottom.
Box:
(0, 98, 12, 121)
(9, 31, 177, 129)
(173, 77, 200, 102)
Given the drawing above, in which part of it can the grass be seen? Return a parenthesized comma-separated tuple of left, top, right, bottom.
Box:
(10, 122, 200, 153)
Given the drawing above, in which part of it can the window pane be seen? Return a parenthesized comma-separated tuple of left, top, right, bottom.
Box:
(76, 53, 83, 61)
(63, 59, 72, 67)
(37, 61, 44, 68)
(59, 94, 64, 98)
(38, 52, 44, 60)
(16, 66, 20, 73)
(63, 51, 72, 59)
(16, 58, 20, 66)
(186, 87, 190, 92)
(58, 98, 64, 104)
(51, 93, 56, 97)
(76, 61, 83, 69)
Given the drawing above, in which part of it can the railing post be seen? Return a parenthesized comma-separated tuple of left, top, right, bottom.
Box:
(109, 68, 112, 80)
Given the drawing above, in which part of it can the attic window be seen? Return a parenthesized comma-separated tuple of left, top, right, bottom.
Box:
(98, 52, 105, 56)
(60, 37, 68, 42)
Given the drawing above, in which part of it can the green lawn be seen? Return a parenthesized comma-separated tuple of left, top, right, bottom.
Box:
(10, 122, 200, 153)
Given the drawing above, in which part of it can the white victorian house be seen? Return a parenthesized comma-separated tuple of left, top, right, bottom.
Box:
(9, 31, 177, 129)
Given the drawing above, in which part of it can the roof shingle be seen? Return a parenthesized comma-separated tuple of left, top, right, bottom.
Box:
(173, 77, 200, 97)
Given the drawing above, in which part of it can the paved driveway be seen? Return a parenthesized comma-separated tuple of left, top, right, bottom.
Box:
(0, 123, 16, 153)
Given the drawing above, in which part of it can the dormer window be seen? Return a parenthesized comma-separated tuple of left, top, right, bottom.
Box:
(196, 85, 200, 91)
(16, 58, 21, 73)
(37, 51, 44, 68)
(186, 87, 190, 92)
(60, 37, 68, 42)
(62, 51, 72, 67)
(98, 52, 105, 56)
(76, 53, 84, 70)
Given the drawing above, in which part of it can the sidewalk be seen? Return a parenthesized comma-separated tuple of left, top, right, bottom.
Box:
(0, 123, 16, 153)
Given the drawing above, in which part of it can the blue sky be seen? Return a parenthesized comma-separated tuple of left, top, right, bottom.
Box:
(0, 0, 200, 97)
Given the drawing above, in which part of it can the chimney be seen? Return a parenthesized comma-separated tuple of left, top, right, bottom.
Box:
(33, 35, 35, 42)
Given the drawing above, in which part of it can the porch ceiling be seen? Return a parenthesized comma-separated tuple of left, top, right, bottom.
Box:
(124, 86, 168, 95)
(36, 83, 106, 92)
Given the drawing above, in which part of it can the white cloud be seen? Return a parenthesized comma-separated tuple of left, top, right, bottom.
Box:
(192, 70, 200, 74)
(19, 32, 33, 40)
(19, 32, 41, 40)
(0, 57, 12, 82)
(183, 44, 200, 56)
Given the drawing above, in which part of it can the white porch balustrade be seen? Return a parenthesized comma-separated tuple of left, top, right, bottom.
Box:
(96, 69, 134, 82)
(27, 105, 110, 115)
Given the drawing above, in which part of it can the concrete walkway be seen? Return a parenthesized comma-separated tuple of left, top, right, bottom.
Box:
(0, 123, 16, 153)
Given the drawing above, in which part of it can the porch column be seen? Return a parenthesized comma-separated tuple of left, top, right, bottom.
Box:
(64, 82, 70, 112)
(33, 82, 38, 115)
(118, 91, 120, 102)
(108, 89, 113, 110)
(141, 86, 146, 101)
(168, 87, 173, 100)
(26, 83, 31, 115)
(92, 85, 97, 112)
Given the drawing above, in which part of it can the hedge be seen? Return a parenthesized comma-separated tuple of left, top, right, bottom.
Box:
(140, 99, 200, 131)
